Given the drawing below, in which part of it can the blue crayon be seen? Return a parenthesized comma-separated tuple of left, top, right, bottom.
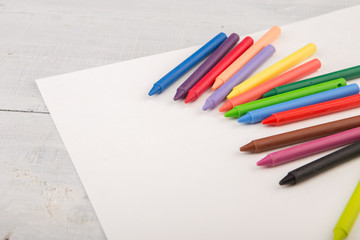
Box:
(148, 33, 227, 96)
(237, 84, 359, 124)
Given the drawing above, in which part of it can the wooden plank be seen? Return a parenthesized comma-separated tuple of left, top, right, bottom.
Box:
(0, 111, 106, 239)
(0, 1, 358, 112)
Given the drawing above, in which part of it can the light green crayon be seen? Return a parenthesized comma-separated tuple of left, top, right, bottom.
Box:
(333, 181, 360, 240)
(224, 78, 346, 118)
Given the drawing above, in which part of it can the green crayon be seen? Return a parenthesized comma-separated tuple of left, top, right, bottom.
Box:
(224, 78, 346, 118)
(333, 181, 360, 240)
(263, 65, 360, 98)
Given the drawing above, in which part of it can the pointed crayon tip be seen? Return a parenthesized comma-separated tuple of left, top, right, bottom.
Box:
(219, 101, 234, 112)
(279, 173, 296, 186)
(237, 114, 252, 124)
(224, 108, 239, 118)
(333, 229, 347, 240)
(173, 88, 187, 101)
(184, 91, 198, 103)
(202, 98, 215, 111)
(256, 155, 273, 167)
(148, 84, 162, 96)
(240, 142, 255, 152)
(212, 79, 224, 90)
(262, 115, 277, 125)
(227, 89, 239, 99)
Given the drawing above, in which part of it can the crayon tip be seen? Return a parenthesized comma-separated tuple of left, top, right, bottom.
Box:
(237, 114, 252, 124)
(333, 229, 347, 240)
(256, 155, 273, 167)
(202, 98, 216, 111)
(279, 173, 296, 186)
(227, 89, 239, 99)
(262, 115, 277, 125)
(174, 88, 187, 101)
(224, 108, 239, 118)
(212, 79, 224, 90)
(184, 91, 198, 103)
(240, 142, 255, 152)
(148, 84, 162, 96)
(219, 101, 234, 112)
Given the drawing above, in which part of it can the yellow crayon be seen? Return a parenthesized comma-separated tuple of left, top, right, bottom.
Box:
(333, 181, 360, 240)
(227, 43, 317, 99)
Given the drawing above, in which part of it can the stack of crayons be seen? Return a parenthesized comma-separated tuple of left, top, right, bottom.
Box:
(148, 29, 360, 240)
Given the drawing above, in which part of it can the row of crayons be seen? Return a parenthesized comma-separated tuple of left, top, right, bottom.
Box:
(148, 28, 360, 240)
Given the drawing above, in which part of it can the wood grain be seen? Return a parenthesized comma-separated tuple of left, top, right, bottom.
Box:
(0, 1, 358, 239)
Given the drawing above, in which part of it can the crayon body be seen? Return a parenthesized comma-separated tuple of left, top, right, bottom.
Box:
(237, 84, 359, 124)
(264, 65, 360, 98)
(257, 126, 360, 167)
(219, 59, 321, 112)
(202, 45, 275, 110)
(279, 142, 360, 186)
(148, 32, 227, 95)
(240, 115, 360, 153)
(227, 43, 317, 99)
(212, 26, 281, 90)
(224, 78, 345, 118)
(174, 33, 239, 100)
(185, 36, 253, 103)
(333, 180, 360, 240)
(263, 94, 360, 126)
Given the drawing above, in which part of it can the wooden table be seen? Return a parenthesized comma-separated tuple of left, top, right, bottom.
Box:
(0, 1, 358, 239)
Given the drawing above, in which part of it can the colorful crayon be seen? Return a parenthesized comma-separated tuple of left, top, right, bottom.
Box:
(212, 26, 281, 90)
(148, 32, 227, 95)
(264, 65, 360, 98)
(257, 126, 360, 167)
(174, 33, 239, 100)
(219, 59, 321, 112)
(185, 36, 253, 103)
(237, 84, 359, 124)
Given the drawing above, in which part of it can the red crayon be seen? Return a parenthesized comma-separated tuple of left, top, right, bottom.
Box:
(262, 94, 360, 126)
(185, 36, 253, 103)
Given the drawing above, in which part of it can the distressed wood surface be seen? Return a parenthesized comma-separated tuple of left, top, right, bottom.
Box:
(0, 1, 358, 239)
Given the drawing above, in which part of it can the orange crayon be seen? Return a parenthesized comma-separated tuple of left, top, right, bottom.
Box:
(212, 26, 281, 90)
(219, 59, 321, 112)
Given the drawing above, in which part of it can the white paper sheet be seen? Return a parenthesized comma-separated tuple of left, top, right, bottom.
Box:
(37, 6, 360, 240)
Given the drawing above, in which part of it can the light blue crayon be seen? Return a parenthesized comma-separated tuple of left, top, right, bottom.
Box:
(148, 32, 227, 96)
(237, 84, 360, 124)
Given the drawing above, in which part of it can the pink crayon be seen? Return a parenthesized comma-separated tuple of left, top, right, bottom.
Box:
(257, 126, 360, 167)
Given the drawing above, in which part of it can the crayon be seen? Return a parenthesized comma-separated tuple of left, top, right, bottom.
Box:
(264, 65, 360, 98)
(148, 32, 227, 96)
(227, 43, 317, 99)
(240, 115, 360, 153)
(202, 45, 275, 110)
(237, 84, 359, 124)
(333, 180, 360, 240)
(184, 36, 253, 103)
(279, 142, 360, 186)
(212, 26, 281, 90)
(263, 94, 360, 126)
(219, 59, 321, 112)
(257, 126, 360, 167)
(224, 78, 345, 118)
(174, 33, 239, 100)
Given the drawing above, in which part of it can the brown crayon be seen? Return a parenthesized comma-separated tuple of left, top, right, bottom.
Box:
(240, 115, 360, 153)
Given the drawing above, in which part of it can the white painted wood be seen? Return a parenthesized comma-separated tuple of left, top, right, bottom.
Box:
(0, 1, 358, 239)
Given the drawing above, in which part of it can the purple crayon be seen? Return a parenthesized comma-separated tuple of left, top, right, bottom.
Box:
(173, 33, 240, 101)
(202, 44, 275, 110)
